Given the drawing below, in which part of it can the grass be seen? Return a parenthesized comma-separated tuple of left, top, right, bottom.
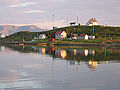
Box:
(22, 38, 120, 45)
(25, 39, 48, 43)
(54, 39, 103, 44)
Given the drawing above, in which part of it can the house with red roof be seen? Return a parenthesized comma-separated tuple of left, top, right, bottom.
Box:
(78, 34, 88, 40)
(86, 18, 98, 26)
(55, 31, 67, 39)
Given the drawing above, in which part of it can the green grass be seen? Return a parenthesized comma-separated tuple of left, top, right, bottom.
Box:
(54, 39, 103, 44)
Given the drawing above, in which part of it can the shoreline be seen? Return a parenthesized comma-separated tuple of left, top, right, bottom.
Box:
(1, 42, 120, 47)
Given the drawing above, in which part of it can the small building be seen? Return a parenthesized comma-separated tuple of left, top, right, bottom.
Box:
(53, 27, 57, 30)
(88, 35, 95, 39)
(86, 18, 98, 26)
(39, 34, 47, 39)
(72, 34, 78, 40)
(78, 34, 88, 40)
(55, 31, 67, 39)
(0, 33, 6, 38)
(70, 22, 76, 26)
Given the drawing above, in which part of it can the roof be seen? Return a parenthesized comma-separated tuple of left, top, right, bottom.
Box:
(40, 34, 45, 36)
(39, 34, 45, 36)
(88, 21, 92, 24)
(80, 34, 87, 37)
(0, 33, 3, 35)
(91, 18, 98, 22)
(56, 31, 63, 35)
(70, 22, 76, 24)
(73, 34, 78, 37)
(0, 33, 5, 36)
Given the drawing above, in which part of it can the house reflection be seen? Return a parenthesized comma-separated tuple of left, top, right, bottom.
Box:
(42, 48, 46, 54)
(73, 49, 77, 55)
(61, 50, 67, 59)
(72, 49, 95, 57)
(3, 45, 119, 72)
(84, 50, 88, 56)
(88, 60, 98, 71)
(0, 46, 5, 51)
(87, 60, 109, 71)
(31, 47, 96, 60)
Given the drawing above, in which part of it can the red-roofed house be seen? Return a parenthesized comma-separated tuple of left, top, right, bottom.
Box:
(86, 18, 98, 26)
(78, 34, 88, 40)
(55, 31, 67, 39)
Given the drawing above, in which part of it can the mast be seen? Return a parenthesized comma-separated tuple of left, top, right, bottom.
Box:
(67, 17, 69, 26)
(52, 9, 55, 29)
(77, 16, 79, 25)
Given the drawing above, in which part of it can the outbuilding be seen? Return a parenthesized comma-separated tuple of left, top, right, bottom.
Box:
(0, 33, 6, 38)
(55, 31, 67, 39)
(39, 34, 47, 39)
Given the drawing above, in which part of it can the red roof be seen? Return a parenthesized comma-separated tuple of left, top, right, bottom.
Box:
(56, 31, 63, 35)
(80, 34, 86, 37)
(91, 18, 97, 22)
(88, 21, 92, 24)
(73, 34, 78, 37)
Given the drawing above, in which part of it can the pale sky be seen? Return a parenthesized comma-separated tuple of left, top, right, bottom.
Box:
(0, 0, 120, 29)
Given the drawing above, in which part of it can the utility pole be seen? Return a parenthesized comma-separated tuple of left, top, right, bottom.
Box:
(37, 34, 39, 41)
(93, 25, 94, 34)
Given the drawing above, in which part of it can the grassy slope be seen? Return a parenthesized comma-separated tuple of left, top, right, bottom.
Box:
(0, 25, 120, 43)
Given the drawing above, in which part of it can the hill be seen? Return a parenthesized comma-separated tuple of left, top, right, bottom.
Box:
(0, 25, 46, 35)
(0, 25, 120, 43)
(42, 25, 120, 39)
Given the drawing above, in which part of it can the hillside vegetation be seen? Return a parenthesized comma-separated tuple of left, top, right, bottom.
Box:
(0, 25, 120, 43)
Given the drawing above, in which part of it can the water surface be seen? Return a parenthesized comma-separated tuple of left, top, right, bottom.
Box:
(0, 45, 120, 90)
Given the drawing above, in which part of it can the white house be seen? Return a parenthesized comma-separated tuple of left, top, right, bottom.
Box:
(78, 34, 88, 40)
(55, 31, 67, 39)
(88, 35, 95, 39)
(39, 34, 47, 39)
(0, 33, 6, 38)
(86, 18, 98, 26)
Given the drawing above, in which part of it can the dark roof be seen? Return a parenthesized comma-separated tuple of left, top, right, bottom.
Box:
(55, 31, 63, 35)
(70, 22, 76, 24)
(80, 34, 87, 37)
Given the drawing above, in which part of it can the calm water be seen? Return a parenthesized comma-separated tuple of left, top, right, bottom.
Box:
(0, 45, 120, 90)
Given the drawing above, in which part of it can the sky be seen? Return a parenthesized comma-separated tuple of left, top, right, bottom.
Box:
(0, 0, 120, 29)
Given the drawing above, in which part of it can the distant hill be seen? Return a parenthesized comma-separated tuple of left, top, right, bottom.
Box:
(0, 25, 46, 35)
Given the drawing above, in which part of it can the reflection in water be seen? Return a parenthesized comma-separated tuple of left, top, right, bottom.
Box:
(0, 46, 5, 51)
(0, 45, 120, 89)
(61, 50, 67, 59)
(3, 45, 120, 71)
(42, 48, 46, 54)
(84, 49, 88, 56)
(88, 61, 98, 71)
(73, 49, 77, 55)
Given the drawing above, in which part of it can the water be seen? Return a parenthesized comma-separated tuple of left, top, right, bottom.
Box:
(0, 45, 120, 90)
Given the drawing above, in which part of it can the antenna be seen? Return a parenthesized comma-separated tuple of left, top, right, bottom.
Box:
(77, 16, 79, 25)
(52, 9, 55, 29)
(42, 17, 44, 29)
(67, 17, 69, 26)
